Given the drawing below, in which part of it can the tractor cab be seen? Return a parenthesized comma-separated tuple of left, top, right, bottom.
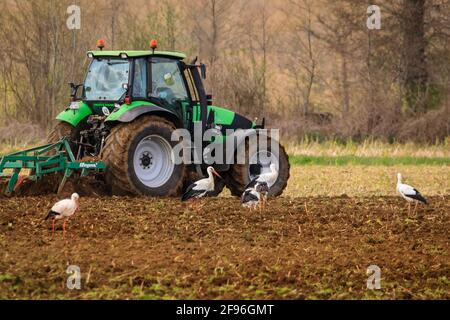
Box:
(69, 39, 217, 135)
(82, 51, 189, 113)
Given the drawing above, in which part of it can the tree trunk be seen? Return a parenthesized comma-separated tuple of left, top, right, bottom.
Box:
(402, 0, 428, 113)
(340, 51, 350, 116)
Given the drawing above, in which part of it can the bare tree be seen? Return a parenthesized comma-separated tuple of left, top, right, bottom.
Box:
(283, 0, 318, 117)
(110, 0, 123, 49)
(187, 0, 236, 92)
(242, 0, 273, 116)
(0, 0, 104, 127)
(0, 0, 448, 143)
(402, 0, 428, 113)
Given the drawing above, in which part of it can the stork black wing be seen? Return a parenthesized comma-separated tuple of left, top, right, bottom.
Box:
(181, 183, 204, 201)
(44, 210, 60, 221)
(406, 189, 428, 204)
(241, 189, 259, 203)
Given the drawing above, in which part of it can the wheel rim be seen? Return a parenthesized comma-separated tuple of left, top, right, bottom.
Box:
(133, 135, 174, 188)
(248, 150, 279, 181)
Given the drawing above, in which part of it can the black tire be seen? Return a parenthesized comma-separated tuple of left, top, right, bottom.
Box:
(47, 121, 78, 144)
(46, 121, 82, 166)
(224, 137, 290, 197)
(101, 115, 186, 196)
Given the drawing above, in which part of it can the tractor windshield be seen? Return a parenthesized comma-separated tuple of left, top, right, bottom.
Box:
(84, 58, 130, 101)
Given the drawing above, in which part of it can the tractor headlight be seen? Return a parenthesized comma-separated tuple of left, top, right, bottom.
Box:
(69, 101, 80, 110)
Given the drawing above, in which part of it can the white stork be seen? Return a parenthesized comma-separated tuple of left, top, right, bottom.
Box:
(181, 167, 222, 201)
(44, 193, 80, 238)
(241, 181, 269, 212)
(245, 163, 278, 191)
(396, 173, 427, 214)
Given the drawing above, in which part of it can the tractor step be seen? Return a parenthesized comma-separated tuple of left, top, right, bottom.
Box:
(0, 138, 106, 196)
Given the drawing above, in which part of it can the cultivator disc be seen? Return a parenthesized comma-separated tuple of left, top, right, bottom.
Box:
(0, 138, 106, 196)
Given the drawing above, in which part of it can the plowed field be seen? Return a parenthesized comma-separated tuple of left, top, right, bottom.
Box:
(0, 193, 448, 299)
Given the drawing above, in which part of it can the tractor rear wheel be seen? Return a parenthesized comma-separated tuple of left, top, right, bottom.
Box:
(224, 137, 290, 197)
(37, 121, 82, 194)
(101, 115, 186, 196)
(47, 121, 78, 144)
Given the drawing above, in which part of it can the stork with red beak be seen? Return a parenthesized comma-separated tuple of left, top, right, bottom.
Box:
(396, 173, 427, 214)
(44, 193, 80, 239)
(182, 167, 222, 201)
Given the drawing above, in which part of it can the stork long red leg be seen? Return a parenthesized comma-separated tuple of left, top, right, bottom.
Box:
(51, 219, 55, 239)
(63, 220, 67, 238)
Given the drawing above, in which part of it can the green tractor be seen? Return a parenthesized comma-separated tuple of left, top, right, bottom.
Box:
(48, 39, 290, 197)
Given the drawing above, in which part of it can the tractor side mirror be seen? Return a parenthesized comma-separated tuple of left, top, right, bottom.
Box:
(200, 64, 207, 79)
(69, 82, 83, 101)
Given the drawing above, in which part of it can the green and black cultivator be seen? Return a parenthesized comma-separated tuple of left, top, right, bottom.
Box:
(0, 139, 105, 196)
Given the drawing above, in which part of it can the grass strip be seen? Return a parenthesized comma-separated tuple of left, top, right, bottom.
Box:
(289, 155, 450, 166)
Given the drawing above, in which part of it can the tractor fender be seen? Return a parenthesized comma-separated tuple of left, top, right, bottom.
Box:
(56, 102, 92, 127)
(106, 104, 183, 127)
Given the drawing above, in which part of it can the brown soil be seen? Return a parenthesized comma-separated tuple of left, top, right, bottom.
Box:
(0, 196, 448, 299)
(0, 175, 109, 198)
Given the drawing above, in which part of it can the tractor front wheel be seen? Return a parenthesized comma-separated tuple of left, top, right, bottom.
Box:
(101, 115, 186, 196)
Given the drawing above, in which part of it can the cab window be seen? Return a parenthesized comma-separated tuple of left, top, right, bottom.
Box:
(150, 58, 189, 107)
(132, 58, 147, 98)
